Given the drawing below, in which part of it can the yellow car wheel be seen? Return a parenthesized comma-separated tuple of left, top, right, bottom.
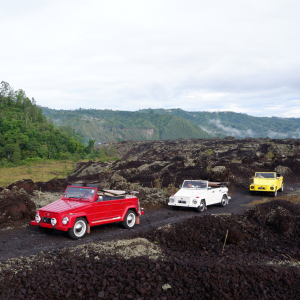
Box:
(280, 183, 284, 192)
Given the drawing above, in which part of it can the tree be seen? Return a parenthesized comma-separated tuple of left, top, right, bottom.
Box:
(2, 144, 15, 159)
(86, 139, 96, 154)
(0, 81, 93, 165)
(105, 146, 117, 158)
(15, 89, 27, 107)
(11, 144, 21, 164)
(0, 81, 11, 98)
(0, 133, 5, 147)
(37, 144, 48, 159)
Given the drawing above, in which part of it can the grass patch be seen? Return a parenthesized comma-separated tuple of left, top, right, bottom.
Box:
(244, 194, 300, 207)
(243, 197, 272, 207)
(0, 160, 80, 188)
(280, 195, 300, 205)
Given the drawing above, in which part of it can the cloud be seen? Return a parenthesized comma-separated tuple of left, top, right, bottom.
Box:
(206, 119, 300, 139)
(1, 0, 300, 117)
(206, 119, 256, 138)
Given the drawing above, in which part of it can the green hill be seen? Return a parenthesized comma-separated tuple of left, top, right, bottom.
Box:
(42, 106, 300, 142)
(41, 108, 212, 143)
(0, 81, 89, 166)
(139, 109, 300, 139)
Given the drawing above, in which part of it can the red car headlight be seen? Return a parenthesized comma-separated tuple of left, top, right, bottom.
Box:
(62, 217, 69, 225)
(35, 212, 41, 223)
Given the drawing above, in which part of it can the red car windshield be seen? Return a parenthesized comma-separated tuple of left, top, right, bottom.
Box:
(63, 187, 96, 201)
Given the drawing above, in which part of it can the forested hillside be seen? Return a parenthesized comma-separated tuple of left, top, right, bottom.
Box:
(140, 109, 300, 139)
(41, 107, 211, 143)
(0, 81, 95, 166)
(42, 106, 300, 143)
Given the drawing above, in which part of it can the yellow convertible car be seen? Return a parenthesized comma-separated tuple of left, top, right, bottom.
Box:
(249, 172, 283, 197)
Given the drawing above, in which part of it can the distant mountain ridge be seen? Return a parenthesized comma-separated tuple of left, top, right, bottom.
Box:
(138, 109, 300, 139)
(41, 107, 300, 143)
(41, 107, 211, 143)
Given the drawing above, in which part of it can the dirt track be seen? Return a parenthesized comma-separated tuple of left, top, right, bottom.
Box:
(0, 188, 289, 262)
(1, 186, 300, 299)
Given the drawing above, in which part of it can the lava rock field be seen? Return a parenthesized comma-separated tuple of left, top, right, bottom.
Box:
(1, 200, 300, 299)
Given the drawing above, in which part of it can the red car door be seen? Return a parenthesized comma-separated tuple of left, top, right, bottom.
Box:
(110, 198, 125, 217)
(93, 199, 111, 221)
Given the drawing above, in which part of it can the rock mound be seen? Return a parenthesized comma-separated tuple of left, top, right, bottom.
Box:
(244, 200, 300, 236)
(0, 188, 36, 226)
(2, 201, 300, 299)
(226, 228, 245, 244)
(7, 179, 37, 193)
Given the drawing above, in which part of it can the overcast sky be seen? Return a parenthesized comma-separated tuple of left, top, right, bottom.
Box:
(1, 0, 300, 117)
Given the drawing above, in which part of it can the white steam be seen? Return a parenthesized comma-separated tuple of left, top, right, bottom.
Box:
(206, 119, 300, 138)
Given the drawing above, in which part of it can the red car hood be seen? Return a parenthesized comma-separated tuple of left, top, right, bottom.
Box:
(40, 199, 91, 214)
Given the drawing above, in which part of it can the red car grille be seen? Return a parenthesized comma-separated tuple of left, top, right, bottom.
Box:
(42, 217, 52, 224)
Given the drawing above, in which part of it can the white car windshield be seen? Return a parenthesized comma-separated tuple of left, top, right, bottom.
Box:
(182, 180, 207, 189)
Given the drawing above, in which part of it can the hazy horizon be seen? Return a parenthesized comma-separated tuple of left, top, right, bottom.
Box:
(2, 0, 300, 118)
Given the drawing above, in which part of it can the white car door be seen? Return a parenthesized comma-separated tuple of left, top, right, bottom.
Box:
(206, 188, 216, 205)
(207, 187, 222, 204)
(213, 187, 223, 204)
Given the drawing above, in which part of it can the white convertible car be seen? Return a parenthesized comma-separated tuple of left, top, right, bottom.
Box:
(168, 180, 230, 212)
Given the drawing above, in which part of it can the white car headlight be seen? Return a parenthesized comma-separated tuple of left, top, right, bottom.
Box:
(51, 218, 57, 226)
(193, 199, 198, 204)
(169, 197, 174, 203)
(35, 212, 41, 223)
(62, 217, 69, 225)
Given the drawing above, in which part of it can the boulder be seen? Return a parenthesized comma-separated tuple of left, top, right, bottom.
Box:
(0, 189, 36, 225)
(266, 206, 295, 235)
(275, 165, 292, 175)
(7, 179, 37, 193)
(210, 166, 230, 181)
(244, 205, 268, 226)
(227, 228, 245, 244)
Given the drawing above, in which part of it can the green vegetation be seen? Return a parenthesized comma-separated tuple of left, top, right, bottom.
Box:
(206, 149, 213, 157)
(41, 107, 212, 143)
(42, 107, 300, 143)
(139, 108, 300, 139)
(0, 160, 75, 187)
(265, 151, 274, 160)
(244, 194, 300, 207)
(0, 81, 118, 168)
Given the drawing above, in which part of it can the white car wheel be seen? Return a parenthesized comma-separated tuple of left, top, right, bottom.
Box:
(196, 200, 206, 213)
(122, 210, 136, 229)
(220, 196, 227, 207)
(68, 218, 87, 239)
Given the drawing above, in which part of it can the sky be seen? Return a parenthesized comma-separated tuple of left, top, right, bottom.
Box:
(1, 0, 300, 117)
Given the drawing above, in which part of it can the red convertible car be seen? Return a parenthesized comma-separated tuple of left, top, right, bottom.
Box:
(31, 184, 144, 239)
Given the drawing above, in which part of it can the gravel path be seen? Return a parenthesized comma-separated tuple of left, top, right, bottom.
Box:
(0, 188, 290, 262)
(1, 187, 300, 300)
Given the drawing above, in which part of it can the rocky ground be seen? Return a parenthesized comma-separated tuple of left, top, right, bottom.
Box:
(1, 195, 300, 299)
(96, 137, 300, 190)
(1, 137, 300, 299)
